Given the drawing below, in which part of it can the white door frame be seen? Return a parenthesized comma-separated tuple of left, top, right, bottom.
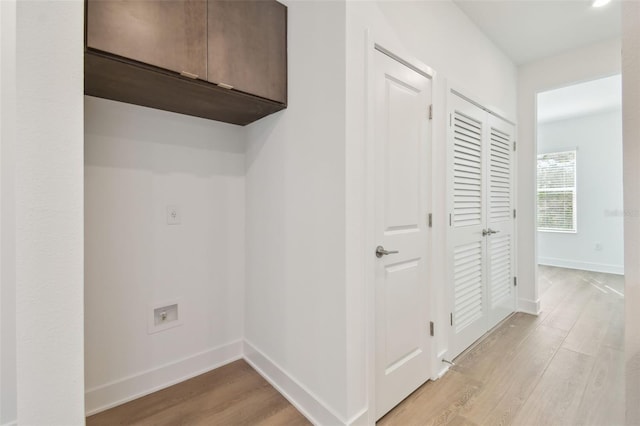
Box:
(363, 30, 436, 424)
(444, 83, 518, 361)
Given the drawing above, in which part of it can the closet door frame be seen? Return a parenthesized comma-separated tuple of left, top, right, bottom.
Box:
(486, 114, 517, 330)
(446, 93, 489, 360)
(362, 31, 439, 425)
(445, 85, 518, 362)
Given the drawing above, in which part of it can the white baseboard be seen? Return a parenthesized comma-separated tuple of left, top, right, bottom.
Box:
(538, 257, 624, 275)
(85, 339, 243, 416)
(243, 340, 347, 426)
(346, 408, 369, 426)
(518, 297, 541, 315)
(435, 363, 450, 379)
(431, 349, 452, 380)
(1, 421, 17, 426)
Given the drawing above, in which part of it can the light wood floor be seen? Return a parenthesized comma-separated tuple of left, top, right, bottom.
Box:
(88, 266, 624, 425)
(86, 360, 310, 425)
(379, 266, 625, 426)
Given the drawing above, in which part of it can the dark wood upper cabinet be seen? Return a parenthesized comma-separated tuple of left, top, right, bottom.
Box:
(84, 0, 287, 126)
(87, 0, 207, 78)
(208, 0, 287, 104)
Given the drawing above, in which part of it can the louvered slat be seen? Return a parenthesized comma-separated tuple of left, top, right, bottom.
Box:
(489, 235, 511, 306)
(453, 112, 483, 227)
(453, 241, 483, 332)
(489, 127, 511, 222)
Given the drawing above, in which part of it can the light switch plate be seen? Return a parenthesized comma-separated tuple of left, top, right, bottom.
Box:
(167, 205, 181, 225)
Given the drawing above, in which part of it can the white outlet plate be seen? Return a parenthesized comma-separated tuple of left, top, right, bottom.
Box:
(154, 303, 178, 326)
(148, 299, 183, 334)
(167, 205, 181, 225)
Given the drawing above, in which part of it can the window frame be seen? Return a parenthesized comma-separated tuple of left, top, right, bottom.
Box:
(536, 149, 577, 233)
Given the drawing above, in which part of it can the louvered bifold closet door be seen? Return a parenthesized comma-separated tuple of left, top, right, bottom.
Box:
(486, 115, 516, 329)
(447, 94, 488, 359)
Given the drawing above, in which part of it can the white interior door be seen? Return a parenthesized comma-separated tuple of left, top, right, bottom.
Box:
(447, 92, 517, 360)
(447, 94, 488, 359)
(373, 49, 432, 420)
(486, 115, 516, 329)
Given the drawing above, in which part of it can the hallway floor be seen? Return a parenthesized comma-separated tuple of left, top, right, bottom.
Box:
(87, 266, 624, 425)
(379, 266, 625, 425)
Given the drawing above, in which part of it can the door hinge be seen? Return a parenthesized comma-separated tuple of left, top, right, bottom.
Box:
(450, 313, 453, 326)
(513, 209, 517, 219)
(514, 276, 518, 287)
(513, 141, 517, 151)
(449, 213, 452, 226)
(449, 113, 452, 127)
(429, 104, 433, 120)
(430, 321, 435, 336)
(428, 213, 433, 228)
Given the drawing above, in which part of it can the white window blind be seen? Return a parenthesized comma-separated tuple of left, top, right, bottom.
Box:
(537, 150, 576, 232)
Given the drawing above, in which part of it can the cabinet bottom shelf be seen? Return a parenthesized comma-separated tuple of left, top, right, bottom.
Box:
(85, 51, 286, 126)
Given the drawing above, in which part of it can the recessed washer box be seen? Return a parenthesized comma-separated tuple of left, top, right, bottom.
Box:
(148, 300, 183, 334)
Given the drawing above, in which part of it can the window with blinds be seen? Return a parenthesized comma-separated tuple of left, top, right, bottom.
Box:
(537, 150, 577, 232)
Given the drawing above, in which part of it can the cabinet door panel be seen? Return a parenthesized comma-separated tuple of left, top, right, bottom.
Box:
(208, 0, 287, 104)
(87, 0, 207, 78)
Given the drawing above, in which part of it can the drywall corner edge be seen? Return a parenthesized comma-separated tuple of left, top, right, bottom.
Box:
(243, 340, 347, 426)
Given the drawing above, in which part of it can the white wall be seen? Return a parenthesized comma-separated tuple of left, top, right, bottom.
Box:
(13, 0, 85, 423)
(622, 2, 640, 423)
(537, 109, 624, 274)
(84, 97, 245, 414)
(360, 1, 517, 115)
(0, 1, 16, 424)
(517, 38, 621, 314)
(244, 0, 516, 423)
(0, 1, 585, 423)
(244, 1, 349, 423)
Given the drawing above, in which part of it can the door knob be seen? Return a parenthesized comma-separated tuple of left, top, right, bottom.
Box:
(376, 245, 399, 258)
(483, 228, 500, 236)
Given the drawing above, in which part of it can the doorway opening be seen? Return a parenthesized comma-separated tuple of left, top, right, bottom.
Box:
(533, 76, 625, 422)
(536, 75, 624, 300)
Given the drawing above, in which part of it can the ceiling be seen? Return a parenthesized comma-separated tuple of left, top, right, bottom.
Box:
(452, 0, 621, 65)
(537, 74, 621, 123)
